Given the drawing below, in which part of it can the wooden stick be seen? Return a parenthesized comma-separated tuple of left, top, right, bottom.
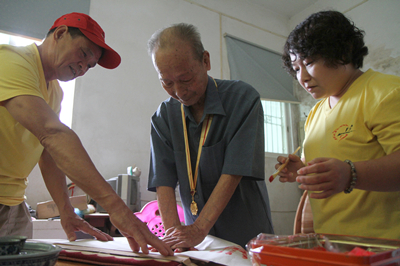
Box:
(269, 146, 301, 182)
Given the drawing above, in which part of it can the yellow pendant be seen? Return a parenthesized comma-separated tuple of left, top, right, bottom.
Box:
(190, 200, 198, 215)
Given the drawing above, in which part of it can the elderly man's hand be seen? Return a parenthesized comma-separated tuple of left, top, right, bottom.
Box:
(162, 224, 207, 250)
(60, 212, 113, 242)
(109, 209, 174, 256)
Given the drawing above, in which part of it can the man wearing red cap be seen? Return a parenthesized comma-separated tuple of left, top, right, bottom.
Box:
(0, 12, 173, 256)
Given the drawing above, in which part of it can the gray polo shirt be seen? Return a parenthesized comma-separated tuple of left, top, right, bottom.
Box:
(149, 76, 274, 247)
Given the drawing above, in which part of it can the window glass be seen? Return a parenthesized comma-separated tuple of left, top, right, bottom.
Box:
(262, 100, 288, 154)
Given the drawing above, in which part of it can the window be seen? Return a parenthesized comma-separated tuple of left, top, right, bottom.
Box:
(224, 35, 298, 155)
(0, 32, 75, 128)
(261, 100, 295, 154)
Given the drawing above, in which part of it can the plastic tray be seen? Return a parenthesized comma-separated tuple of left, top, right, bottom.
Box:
(247, 233, 400, 266)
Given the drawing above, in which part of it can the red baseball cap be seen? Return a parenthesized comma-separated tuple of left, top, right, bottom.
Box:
(50, 12, 121, 69)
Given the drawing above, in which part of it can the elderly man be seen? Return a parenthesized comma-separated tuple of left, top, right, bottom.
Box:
(147, 23, 274, 249)
(0, 12, 172, 256)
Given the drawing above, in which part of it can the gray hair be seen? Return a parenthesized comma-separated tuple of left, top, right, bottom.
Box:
(147, 23, 205, 61)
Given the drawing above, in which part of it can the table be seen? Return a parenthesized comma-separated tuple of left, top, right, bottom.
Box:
(56, 261, 86, 266)
(83, 213, 121, 237)
(39, 235, 252, 266)
(56, 257, 223, 266)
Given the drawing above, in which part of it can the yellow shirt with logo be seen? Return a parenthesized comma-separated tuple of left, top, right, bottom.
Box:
(304, 69, 400, 239)
(0, 43, 63, 206)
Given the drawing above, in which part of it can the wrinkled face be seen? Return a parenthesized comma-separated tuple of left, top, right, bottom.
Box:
(290, 52, 353, 100)
(53, 31, 102, 81)
(152, 40, 210, 106)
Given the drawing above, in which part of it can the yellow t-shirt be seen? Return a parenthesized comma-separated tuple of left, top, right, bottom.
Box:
(304, 69, 400, 239)
(0, 43, 63, 206)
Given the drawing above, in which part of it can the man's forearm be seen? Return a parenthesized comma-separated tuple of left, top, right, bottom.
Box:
(156, 186, 181, 229)
(39, 149, 74, 215)
(4, 95, 120, 213)
(40, 128, 125, 213)
(195, 174, 242, 235)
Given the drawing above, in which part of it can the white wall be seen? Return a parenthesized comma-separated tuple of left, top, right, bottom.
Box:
(25, 0, 400, 235)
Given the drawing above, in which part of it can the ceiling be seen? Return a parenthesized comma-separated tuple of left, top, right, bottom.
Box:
(245, 0, 318, 18)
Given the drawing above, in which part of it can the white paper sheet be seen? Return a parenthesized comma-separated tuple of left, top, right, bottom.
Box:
(35, 235, 252, 266)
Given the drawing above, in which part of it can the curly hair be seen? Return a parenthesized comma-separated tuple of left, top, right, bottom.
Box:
(282, 10, 368, 78)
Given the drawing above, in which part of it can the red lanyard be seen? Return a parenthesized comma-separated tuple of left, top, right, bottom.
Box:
(181, 104, 213, 215)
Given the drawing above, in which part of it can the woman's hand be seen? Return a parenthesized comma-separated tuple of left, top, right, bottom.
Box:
(296, 157, 351, 199)
(275, 154, 305, 182)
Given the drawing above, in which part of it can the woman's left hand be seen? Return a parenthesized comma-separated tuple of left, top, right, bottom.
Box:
(296, 157, 352, 199)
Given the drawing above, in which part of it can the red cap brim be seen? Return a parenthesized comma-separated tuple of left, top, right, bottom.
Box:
(80, 29, 121, 69)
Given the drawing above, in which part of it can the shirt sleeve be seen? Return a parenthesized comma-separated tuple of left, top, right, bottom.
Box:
(368, 87, 400, 154)
(148, 103, 179, 191)
(0, 46, 43, 103)
(221, 87, 265, 180)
